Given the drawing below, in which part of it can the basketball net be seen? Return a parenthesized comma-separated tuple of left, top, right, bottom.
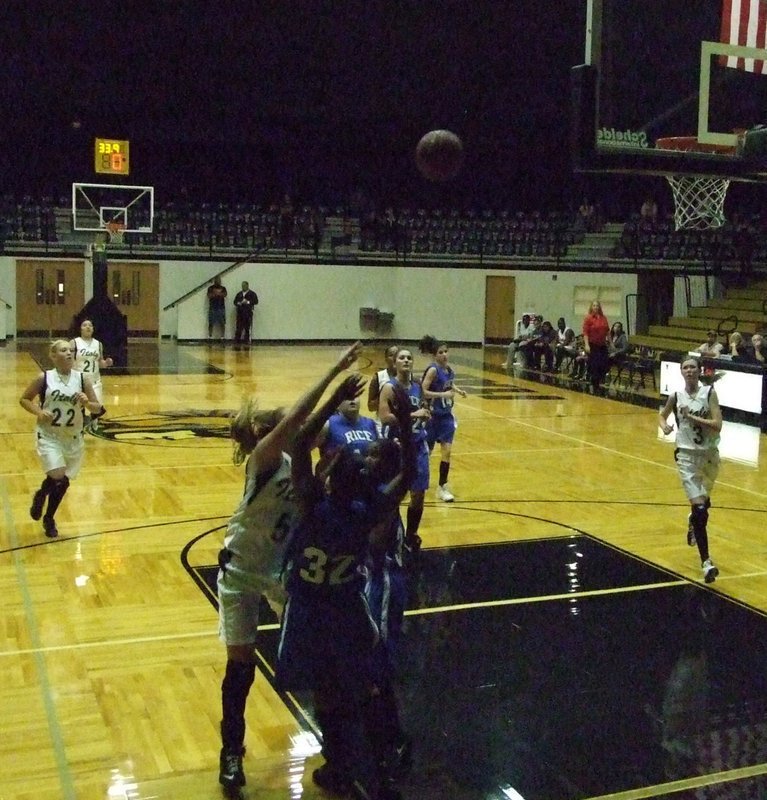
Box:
(664, 174, 731, 230)
(105, 220, 125, 245)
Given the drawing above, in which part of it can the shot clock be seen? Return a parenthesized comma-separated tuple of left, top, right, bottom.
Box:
(94, 138, 130, 176)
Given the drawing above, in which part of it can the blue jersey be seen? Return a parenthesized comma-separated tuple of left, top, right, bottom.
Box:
(284, 494, 381, 602)
(322, 413, 379, 458)
(382, 378, 428, 444)
(423, 362, 455, 416)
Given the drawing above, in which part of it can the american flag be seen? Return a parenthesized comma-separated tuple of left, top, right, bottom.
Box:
(720, 0, 767, 72)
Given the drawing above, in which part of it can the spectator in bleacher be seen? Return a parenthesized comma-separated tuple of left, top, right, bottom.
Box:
(578, 198, 596, 232)
(725, 331, 747, 361)
(734, 222, 754, 280)
(554, 318, 578, 372)
(696, 330, 723, 358)
(278, 193, 294, 247)
(571, 340, 589, 381)
(607, 321, 629, 368)
(640, 197, 658, 226)
(582, 300, 610, 391)
(747, 333, 767, 365)
(529, 319, 557, 372)
(502, 313, 534, 371)
(517, 315, 544, 368)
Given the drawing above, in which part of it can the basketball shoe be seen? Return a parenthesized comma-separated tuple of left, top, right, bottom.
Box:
(219, 747, 246, 794)
(702, 558, 719, 584)
(436, 484, 454, 502)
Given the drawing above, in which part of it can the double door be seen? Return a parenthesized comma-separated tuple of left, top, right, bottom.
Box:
(15, 259, 159, 337)
(16, 260, 84, 338)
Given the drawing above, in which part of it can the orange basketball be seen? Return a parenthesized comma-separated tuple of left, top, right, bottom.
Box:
(415, 129, 464, 182)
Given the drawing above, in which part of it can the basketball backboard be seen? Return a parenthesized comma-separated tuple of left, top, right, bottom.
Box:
(72, 182, 154, 233)
(573, 0, 767, 180)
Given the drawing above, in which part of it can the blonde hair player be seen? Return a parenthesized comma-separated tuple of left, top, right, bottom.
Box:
(19, 339, 105, 537)
(658, 355, 723, 583)
(71, 319, 113, 430)
(216, 341, 363, 794)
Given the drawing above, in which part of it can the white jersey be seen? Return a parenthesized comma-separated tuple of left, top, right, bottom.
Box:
(674, 384, 720, 451)
(73, 337, 103, 386)
(377, 367, 390, 387)
(40, 369, 86, 438)
(222, 452, 297, 592)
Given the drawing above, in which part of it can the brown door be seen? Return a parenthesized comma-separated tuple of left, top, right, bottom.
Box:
(484, 275, 516, 344)
(16, 260, 85, 337)
(107, 261, 159, 336)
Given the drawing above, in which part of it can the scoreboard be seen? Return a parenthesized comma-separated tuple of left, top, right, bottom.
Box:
(94, 138, 130, 175)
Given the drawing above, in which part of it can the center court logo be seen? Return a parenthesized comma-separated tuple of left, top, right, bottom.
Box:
(94, 409, 232, 445)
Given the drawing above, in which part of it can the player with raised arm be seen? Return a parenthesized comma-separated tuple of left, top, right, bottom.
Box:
(277, 377, 415, 800)
(216, 341, 363, 795)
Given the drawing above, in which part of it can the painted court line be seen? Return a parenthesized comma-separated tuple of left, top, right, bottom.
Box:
(1, 478, 76, 800)
(472, 402, 767, 501)
(1, 582, 686, 658)
(582, 760, 767, 800)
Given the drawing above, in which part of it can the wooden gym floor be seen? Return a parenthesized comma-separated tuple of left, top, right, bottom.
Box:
(1, 340, 766, 800)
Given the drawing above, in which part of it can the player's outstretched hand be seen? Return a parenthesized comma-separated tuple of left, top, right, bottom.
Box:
(336, 341, 363, 371)
(331, 374, 366, 406)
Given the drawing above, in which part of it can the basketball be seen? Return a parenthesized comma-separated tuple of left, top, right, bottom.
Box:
(415, 129, 464, 182)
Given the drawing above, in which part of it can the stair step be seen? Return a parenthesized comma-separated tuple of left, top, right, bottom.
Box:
(707, 297, 766, 312)
(630, 333, 700, 352)
(687, 307, 766, 327)
(649, 325, 710, 342)
(668, 316, 716, 331)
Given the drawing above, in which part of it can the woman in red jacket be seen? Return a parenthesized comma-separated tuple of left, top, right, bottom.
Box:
(582, 300, 610, 392)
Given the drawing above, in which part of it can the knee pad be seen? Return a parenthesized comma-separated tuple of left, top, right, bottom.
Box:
(691, 503, 708, 533)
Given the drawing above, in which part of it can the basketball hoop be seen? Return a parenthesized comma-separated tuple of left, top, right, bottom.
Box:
(105, 220, 125, 244)
(655, 136, 738, 230)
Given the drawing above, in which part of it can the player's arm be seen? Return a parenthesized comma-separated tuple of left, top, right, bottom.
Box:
(292, 375, 365, 514)
(296, 375, 366, 453)
(421, 367, 455, 400)
(98, 342, 113, 368)
(314, 421, 330, 452)
(19, 374, 50, 422)
(377, 380, 397, 426)
(366, 372, 381, 412)
(378, 384, 417, 507)
(254, 341, 363, 472)
(680, 390, 722, 433)
(78, 375, 104, 416)
(658, 393, 675, 435)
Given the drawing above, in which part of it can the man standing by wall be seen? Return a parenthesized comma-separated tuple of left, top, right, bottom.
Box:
(207, 275, 228, 340)
(233, 281, 259, 345)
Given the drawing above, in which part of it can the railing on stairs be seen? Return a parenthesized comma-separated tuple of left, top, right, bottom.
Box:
(162, 243, 270, 311)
